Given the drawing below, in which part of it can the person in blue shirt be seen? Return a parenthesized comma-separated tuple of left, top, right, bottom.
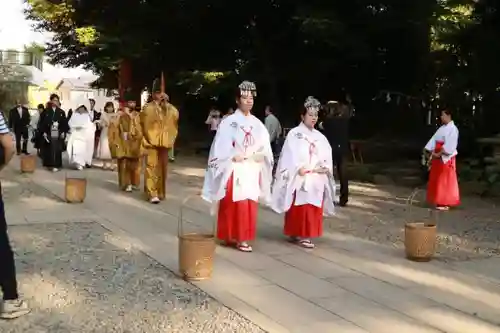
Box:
(0, 112, 30, 319)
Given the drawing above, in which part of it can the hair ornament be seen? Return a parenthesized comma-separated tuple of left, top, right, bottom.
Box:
(304, 96, 321, 113)
(239, 81, 257, 97)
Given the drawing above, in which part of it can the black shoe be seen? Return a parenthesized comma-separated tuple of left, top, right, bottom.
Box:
(339, 198, 348, 207)
(16, 152, 21, 156)
(85, 164, 92, 168)
(22, 151, 30, 155)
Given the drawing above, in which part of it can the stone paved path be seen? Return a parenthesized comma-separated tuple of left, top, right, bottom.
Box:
(3, 154, 500, 332)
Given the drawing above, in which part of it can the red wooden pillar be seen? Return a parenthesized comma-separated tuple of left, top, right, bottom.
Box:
(118, 59, 132, 107)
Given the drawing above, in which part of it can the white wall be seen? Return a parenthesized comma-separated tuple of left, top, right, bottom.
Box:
(59, 89, 114, 111)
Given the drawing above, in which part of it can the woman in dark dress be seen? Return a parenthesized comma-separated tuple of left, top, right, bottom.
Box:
(38, 94, 69, 171)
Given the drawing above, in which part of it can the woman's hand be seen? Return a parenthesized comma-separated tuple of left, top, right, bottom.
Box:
(315, 167, 329, 174)
(298, 168, 308, 176)
(431, 151, 441, 159)
(232, 155, 245, 162)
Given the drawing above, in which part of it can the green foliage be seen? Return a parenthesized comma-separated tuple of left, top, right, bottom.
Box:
(22, 0, 500, 132)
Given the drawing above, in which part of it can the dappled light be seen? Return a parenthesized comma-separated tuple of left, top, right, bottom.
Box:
(172, 167, 206, 178)
(19, 195, 62, 208)
(103, 232, 147, 253)
(408, 306, 500, 333)
(3, 223, 260, 332)
(371, 262, 500, 308)
(17, 272, 84, 311)
(1, 180, 20, 188)
(4, 149, 500, 332)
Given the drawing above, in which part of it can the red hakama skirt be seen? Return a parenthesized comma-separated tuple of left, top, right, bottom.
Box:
(426, 141, 460, 207)
(284, 193, 323, 238)
(217, 173, 258, 242)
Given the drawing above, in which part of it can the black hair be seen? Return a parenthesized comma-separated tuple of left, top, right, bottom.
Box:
(104, 101, 114, 111)
(89, 98, 96, 103)
(442, 108, 452, 118)
(135, 106, 141, 112)
(49, 93, 59, 101)
(235, 87, 243, 99)
(37, 103, 44, 110)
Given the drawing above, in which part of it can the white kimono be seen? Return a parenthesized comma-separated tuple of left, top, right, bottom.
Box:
(271, 123, 335, 216)
(67, 112, 94, 167)
(424, 121, 459, 163)
(96, 112, 114, 160)
(201, 109, 273, 208)
(86, 109, 97, 163)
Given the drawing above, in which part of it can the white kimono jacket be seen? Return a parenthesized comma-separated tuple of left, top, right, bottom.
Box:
(271, 123, 335, 216)
(201, 109, 273, 207)
(67, 112, 94, 167)
(425, 121, 459, 163)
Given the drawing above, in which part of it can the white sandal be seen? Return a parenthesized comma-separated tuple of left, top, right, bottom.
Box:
(297, 239, 315, 249)
(237, 243, 253, 252)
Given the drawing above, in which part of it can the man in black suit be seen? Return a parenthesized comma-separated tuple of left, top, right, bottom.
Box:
(320, 99, 351, 207)
(88, 98, 101, 166)
(8, 101, 31, 155)
(38, 94, 68, 172)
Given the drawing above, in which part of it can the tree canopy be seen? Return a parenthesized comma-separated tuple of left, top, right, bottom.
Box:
(24, 0, 500, 138)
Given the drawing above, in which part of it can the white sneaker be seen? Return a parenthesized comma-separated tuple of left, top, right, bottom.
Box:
(132, 185, 140, 191)
(52, 168, 59, 172)
(0, 299, 30, 319)
(150, 197, 160, 204)
(76, 165, 83, 171)
(125, 185, 133, 192)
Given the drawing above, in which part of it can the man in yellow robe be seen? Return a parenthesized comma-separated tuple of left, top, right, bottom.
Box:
(116, 92, 143, 192)
(140, 79, 179, 203)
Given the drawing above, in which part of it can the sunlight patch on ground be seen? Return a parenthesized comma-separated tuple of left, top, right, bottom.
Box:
(172, 167, 205, 177)
(107, 192, 170, 217)
(20, 195, 62, 208)
(409, 305, 500, 333)
(13, 230, 52, 248)
(1, 179, 20, 188)
(40, 178, 65, 186)
(371, 262, 500, 308)
(350, 183, 392, 195)
(346, 199, 381, 211)
(18, 273, 84, 310)
(104, 232, 145, 253)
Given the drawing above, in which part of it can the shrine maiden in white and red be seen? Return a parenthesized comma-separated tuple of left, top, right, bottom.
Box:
(202, 81, 273, 252)
(271, 96, 335, 249)
(425, 108, 460, 210)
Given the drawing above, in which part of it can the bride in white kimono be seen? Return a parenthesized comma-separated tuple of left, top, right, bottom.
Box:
(67, 104, 94, 170)
(202, 81, 273, 252)
(271, 96, 335, 249)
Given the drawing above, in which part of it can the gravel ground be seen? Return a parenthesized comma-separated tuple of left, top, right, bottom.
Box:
(1, 167, 59, 204)
(0, 223, 266, 333)
(326, 184, 500, 262)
